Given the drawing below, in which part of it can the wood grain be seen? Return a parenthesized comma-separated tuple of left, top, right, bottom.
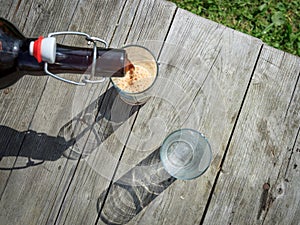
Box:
(99, 8, 263, 225)
(1, 0, 299, 225)
(50, 1, 178, 225)
(0, 0, 80, 198)
(264, 129, 300, 225)
(0, 0, 126, 224)
(202, 46, 300, 225)
(0, 0, 13, 18)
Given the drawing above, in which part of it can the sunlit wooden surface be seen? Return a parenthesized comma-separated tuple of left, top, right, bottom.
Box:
(0, 0, 299, 224)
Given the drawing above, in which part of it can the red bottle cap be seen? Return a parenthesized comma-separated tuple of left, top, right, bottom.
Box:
(32, 36, 43, 63)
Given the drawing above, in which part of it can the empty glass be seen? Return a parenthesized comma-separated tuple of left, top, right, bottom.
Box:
(160, 129, 212, 180)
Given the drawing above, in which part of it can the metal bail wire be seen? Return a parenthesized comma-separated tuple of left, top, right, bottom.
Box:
(44, 31, 108, 86)
(82, 37, 108, 84)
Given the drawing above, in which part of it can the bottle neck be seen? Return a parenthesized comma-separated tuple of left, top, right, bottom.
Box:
(18, 39, 127, 77)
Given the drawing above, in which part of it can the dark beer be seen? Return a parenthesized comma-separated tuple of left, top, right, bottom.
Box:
(0, 18, 129, 89)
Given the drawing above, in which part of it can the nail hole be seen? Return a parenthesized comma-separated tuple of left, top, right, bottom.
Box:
(263, 183, 270, 190)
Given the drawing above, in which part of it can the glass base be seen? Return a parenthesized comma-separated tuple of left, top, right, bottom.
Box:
(160, 129, 212, 180)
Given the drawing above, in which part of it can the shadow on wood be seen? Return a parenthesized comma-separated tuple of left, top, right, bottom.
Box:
(0, 87, 140, 168)
(0, 125, 73, 169)
(60, 87, 141, 159)
(97, 148, 176, 225)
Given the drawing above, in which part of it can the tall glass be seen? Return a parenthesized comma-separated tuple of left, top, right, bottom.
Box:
(110, 45, 158, 105)
(160, 129, 212, 180)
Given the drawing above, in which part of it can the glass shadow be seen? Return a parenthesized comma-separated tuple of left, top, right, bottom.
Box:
(0, 86, 140, 169)
(97, 148, 176, 225)
(60, 87, 141, 159)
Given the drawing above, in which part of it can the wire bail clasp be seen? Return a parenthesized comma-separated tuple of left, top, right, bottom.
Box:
(44, 31, 108, 86)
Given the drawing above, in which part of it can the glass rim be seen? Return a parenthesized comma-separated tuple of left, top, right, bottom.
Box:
(160, 128, 212, 180)
(110, 44, 159, 95)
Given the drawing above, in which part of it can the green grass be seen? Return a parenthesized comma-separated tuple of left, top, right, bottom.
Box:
(170, 0, 300, 56)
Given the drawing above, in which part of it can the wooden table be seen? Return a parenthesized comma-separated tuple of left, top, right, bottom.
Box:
(0, 0, 299, 224)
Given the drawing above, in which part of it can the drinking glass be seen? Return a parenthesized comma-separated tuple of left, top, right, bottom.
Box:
(160, 128, 212, 180)
(110, 45, 158, 105)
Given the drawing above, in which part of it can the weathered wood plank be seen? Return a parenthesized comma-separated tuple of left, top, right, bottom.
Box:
(99, 9, 263, 225)
(202, 46, 300, 224)
(1, 1, 298, 225)
(48, 1, 178, 225)
(264, 130, 300, 225)
(0, 0, 13, 18)
(0, 0, 80, 198)
(0, 0, 126, 224)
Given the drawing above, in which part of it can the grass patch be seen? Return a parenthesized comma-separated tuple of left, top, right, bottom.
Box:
(170, 0, 300, 56)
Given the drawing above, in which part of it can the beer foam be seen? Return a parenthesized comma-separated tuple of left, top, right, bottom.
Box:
(112, 65, 155, 93)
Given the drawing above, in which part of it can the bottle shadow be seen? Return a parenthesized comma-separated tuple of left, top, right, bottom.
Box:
(0, 126, 72, 169)
(97, 148, 176, 225)
(0, 87, 140, 169)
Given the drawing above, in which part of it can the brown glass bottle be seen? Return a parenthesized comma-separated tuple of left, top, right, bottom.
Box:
(0, 18, 130, 89)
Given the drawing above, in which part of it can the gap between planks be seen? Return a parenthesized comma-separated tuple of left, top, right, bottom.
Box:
(51, 0, 132, 222)
(199, 43, 265, 225)
(94, 3, 179, 224)
(0, 0, 82, 200)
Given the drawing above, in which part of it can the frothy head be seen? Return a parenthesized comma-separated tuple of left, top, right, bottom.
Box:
(112, 64, 156, 93)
